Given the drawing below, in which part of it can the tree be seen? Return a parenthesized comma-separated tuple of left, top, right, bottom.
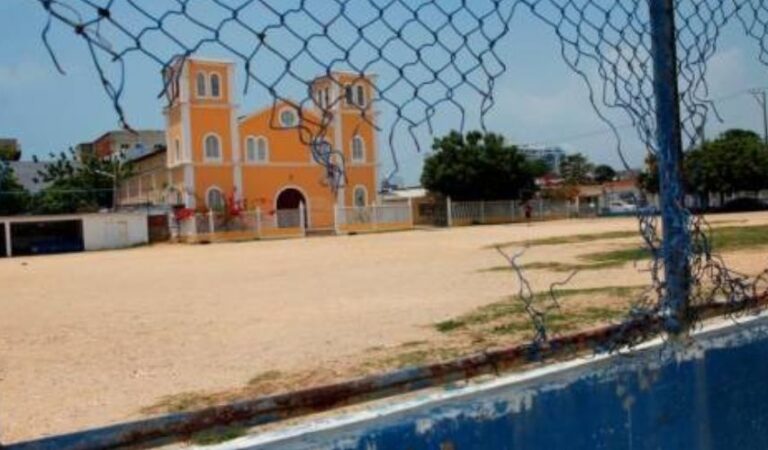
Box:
(559, 153, 594, 185)
(32, 148, 134, 214)
(638, 153, 659, 194)
(685, 129, 768, 205)
(421, 131, 546, 201)
(593, 164, 617, 184)
(0, 162, 29, 215)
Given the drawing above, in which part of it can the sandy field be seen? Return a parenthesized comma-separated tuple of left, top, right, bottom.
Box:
(2, 212, 768, 443)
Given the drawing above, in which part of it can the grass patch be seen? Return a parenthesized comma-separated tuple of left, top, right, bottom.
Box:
(190, 426, 247, 446)
(141, 392, 219, 414)
(491, 230, 639, 249)
(436, 286, 644, 334)
(371, 347, 463, 369)
(581, 247, 650, 266)
(576, 224, 768, 269)
(248, 370, 283, 386)
(708, 224, 768, 251)
(488, 225, 768, 273)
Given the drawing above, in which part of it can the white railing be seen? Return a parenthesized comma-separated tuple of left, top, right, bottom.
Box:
(178, 206, 306, 241)
(447, 198, 582, 227)
(335, 203, 413, 234)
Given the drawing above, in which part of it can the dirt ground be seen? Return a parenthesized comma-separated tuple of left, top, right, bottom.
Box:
(2, 212, 768, 443)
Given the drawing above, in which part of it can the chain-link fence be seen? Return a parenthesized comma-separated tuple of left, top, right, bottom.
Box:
(33, 0, 768, 355)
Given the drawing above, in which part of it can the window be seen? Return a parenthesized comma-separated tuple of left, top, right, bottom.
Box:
(206, 187, 225, 211)
(351, 135, 365, 163)
(356, 85, 366, 107)
(280, 109, 297, 128)
(353, 186, 367, 208)
(246, 136, 269, 163)
(210, 73, 221, 98)
(196, 72, 207, 97)
(324, 88, 330, 107)
(204, 134, 221, 161)
(345, 85, 354, 105)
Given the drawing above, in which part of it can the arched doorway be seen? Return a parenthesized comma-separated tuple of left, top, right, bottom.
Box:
(275, 188, 308, 228)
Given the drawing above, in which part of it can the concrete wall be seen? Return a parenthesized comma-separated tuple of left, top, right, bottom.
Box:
(228, 314, 768, 450)
(82, 213, 149, 251)
(0, 213, 148, 257)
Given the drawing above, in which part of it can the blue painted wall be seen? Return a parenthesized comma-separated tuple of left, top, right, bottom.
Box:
(249, 316, 768, 450)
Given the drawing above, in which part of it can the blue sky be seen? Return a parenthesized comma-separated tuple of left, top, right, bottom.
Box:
(2, 0, 768, 185)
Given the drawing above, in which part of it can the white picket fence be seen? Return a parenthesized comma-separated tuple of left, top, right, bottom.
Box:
(334, 203, 414, 234)
(446, 198, 581, 227)
(178, 207, 306, 241)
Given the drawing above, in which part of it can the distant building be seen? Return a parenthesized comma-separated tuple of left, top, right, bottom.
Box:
(521, 146, 566, 174)
(0, 138, 22, 161)
(77, 130, 166, 160)
(118, 146, 170, 206)
(106, 56, 379, 231)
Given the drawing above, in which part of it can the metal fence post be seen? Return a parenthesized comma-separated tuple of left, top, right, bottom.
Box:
(408, 198, 414, 228)
(446, 196, 453, 227)
(4, 221, 12, 257)
(334, 204, 340, 235)
(208, 210, 215, 234)
(255, 207, 262, 238)
(649, 0, 691, 335)
(299, 203, 306, 236)
(372, 202, 379, 231)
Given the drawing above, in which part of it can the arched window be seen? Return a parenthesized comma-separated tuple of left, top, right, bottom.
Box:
(196, 72, 207, 97)
(206, 187, 225, 211)
(351, 135, 365, 163)
(344, 85, 354, 105)
(279, 108, 297, 128)
(210, 73, 221, 98)
(356, 84, 366, 107)
(246, 136, 269, 163)
(204, 134, 221, 161)
(353, 185, 368, 208)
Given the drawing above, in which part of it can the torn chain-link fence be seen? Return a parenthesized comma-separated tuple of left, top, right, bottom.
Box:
(35, 0, 768, 350)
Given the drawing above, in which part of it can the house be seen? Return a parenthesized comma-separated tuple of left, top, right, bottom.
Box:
(157, 57, 378, 231)
(0, 138, 22, 161)
(118, 145, 170, 206)
(77, 130, 166, 160)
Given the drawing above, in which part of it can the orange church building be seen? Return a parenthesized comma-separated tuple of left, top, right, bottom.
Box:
(161, 57, 379, 231)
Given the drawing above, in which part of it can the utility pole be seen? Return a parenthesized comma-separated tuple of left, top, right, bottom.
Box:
(751, 88, 768, 147)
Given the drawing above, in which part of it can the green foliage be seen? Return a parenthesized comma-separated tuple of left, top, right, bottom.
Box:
(686, 129, 768, 199)
(421, 131, 545, 200)
(639, 129, 768, 198)
(0, 162, 30, 215)
(32, 148, 134, 214)
(559, 153, 594, 185)
(637, 153, 659, 194)
(593, 164, 617, 184)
